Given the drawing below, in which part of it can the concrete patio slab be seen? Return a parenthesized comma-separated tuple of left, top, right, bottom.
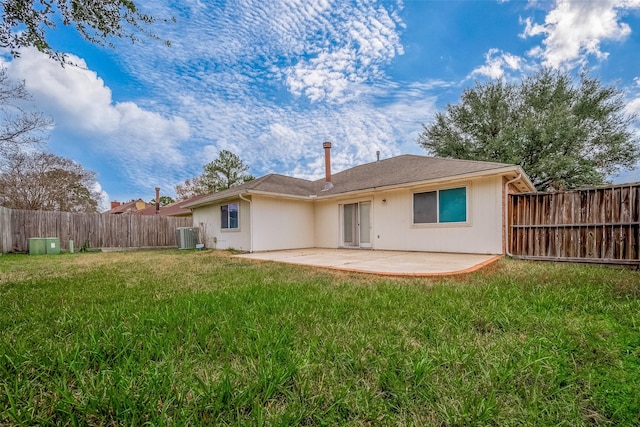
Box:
(235, 248, 500, 277)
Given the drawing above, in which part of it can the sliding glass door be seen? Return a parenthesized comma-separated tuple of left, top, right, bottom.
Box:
(342, 202, 371, 248)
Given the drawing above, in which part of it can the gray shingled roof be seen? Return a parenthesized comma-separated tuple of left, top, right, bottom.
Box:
(181, 174, 316, 207)
(312, 155, 516, 195)
(182, 155, 530, 208)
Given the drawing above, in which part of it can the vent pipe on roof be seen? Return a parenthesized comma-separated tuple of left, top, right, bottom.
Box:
(376, 150, 380, 162)
(322, 141, 333, 191)
(155, 187, 160, 214)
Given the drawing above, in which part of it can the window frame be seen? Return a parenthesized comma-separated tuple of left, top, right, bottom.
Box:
(220, 202, 239, 230)
(412, 185, 469, 226)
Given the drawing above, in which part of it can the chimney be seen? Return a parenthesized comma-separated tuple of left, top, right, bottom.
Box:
(110, 201, 121, 209)
(322, 141, 333, 191)
(155, 187, 160, 214)
(376, 150, 380, 162)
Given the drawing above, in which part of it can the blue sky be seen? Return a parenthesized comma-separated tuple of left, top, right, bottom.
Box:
(3, 0, 640, 207)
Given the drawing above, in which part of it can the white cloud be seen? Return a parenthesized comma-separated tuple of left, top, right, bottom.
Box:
(99, 0, 415, 185)
(617, 76, 640, 184)
(4, 49, 190, 187)
(93, 182, 110, 212)
(283, 4, 404, 102)
(121, 0, 404, 104)
(628, 97, 640, 116)
(521, 0, 640, 69)
(626, 79, 640, 141)
(169, 78, 439, 182)
(2, 1, 444, 198)
(469, 48, 525, 79)
(624, 77, 640, 123)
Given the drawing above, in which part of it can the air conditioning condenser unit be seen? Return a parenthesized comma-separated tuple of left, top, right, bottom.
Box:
(176, 227, 199, 249)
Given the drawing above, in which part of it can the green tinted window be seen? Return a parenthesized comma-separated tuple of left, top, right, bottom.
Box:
(439, 187, 466, 223)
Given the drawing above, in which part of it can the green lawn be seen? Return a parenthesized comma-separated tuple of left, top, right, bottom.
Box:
(1, 250, 639, 426)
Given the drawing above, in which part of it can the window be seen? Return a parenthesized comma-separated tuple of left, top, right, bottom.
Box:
(221, 202, 239, 229)
(413, 187, 467, 224)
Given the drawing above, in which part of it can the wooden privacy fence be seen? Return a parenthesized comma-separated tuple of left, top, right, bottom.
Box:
(1, 208, 192, 253)
(509, 183, 640, 264)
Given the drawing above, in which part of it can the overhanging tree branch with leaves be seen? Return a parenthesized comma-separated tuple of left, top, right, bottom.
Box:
(1, 0, 172, 60)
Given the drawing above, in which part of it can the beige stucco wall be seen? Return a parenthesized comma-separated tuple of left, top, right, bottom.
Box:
(251, 196, 315, 251)
(192, 175, 506, 254)
(313, 175, 504, 254)
(192, 199, 251, 251)
(314, 197, 352, 248)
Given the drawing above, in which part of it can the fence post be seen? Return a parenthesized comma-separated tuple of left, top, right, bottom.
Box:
(0, 207, 12, 254)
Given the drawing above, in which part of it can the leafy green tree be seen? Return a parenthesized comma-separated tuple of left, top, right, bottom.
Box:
(203, 150, 255, 191)
(0, 151, 102, 211)
(158, 195, 174, 206)
(174, 150, 254, 200)
(149, 195, 174, 206)
(418, 69, 639, 190)
(0, 0, 171, 60)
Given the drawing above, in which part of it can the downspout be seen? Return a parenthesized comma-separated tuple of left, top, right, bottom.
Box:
(238, 192, 253, 253)
(504, 174, 521, 257)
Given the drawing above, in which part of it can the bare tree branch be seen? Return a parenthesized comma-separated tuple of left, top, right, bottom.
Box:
(0, 67, 53, 157)
(0, 151, 102, 212)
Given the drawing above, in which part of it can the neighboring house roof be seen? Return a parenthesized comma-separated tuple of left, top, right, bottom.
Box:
(128, 193, 212, 216)
(135, 204, 164, 216)
(160, 193, 211, 216)
(104, 199, 152, 214)
(182, 155, 535, 209)
(156, 202, 190, 217)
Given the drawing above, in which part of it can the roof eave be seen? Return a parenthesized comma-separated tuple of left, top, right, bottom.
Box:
(510, 165, 536, 192)
(314, 165, 535, 199)
(185, 166, 536, 208)
(184, 189, 314, 209)
(181, 190, 245, 209)
(247, 190, 315, 201)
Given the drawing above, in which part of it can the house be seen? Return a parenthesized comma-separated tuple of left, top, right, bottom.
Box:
(157, 194, 211, 217)
(105, 199, 152, 214)
(106, 188, 207, 217)
(133, 193, 211, 217)
(134, 201, 188, 216)
(182, 143, 535, 255)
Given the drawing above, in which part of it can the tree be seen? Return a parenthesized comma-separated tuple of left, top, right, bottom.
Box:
(0, 67, 52, 157)
(149, 195, 174, 206)
(203, 150, 255, 191)
(175, 150, 255, 200)
(0, 151, 102, 211)
(0, 0, 171, 60)
(174, 176, 210, 201)
(418, 69, 639, 190)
